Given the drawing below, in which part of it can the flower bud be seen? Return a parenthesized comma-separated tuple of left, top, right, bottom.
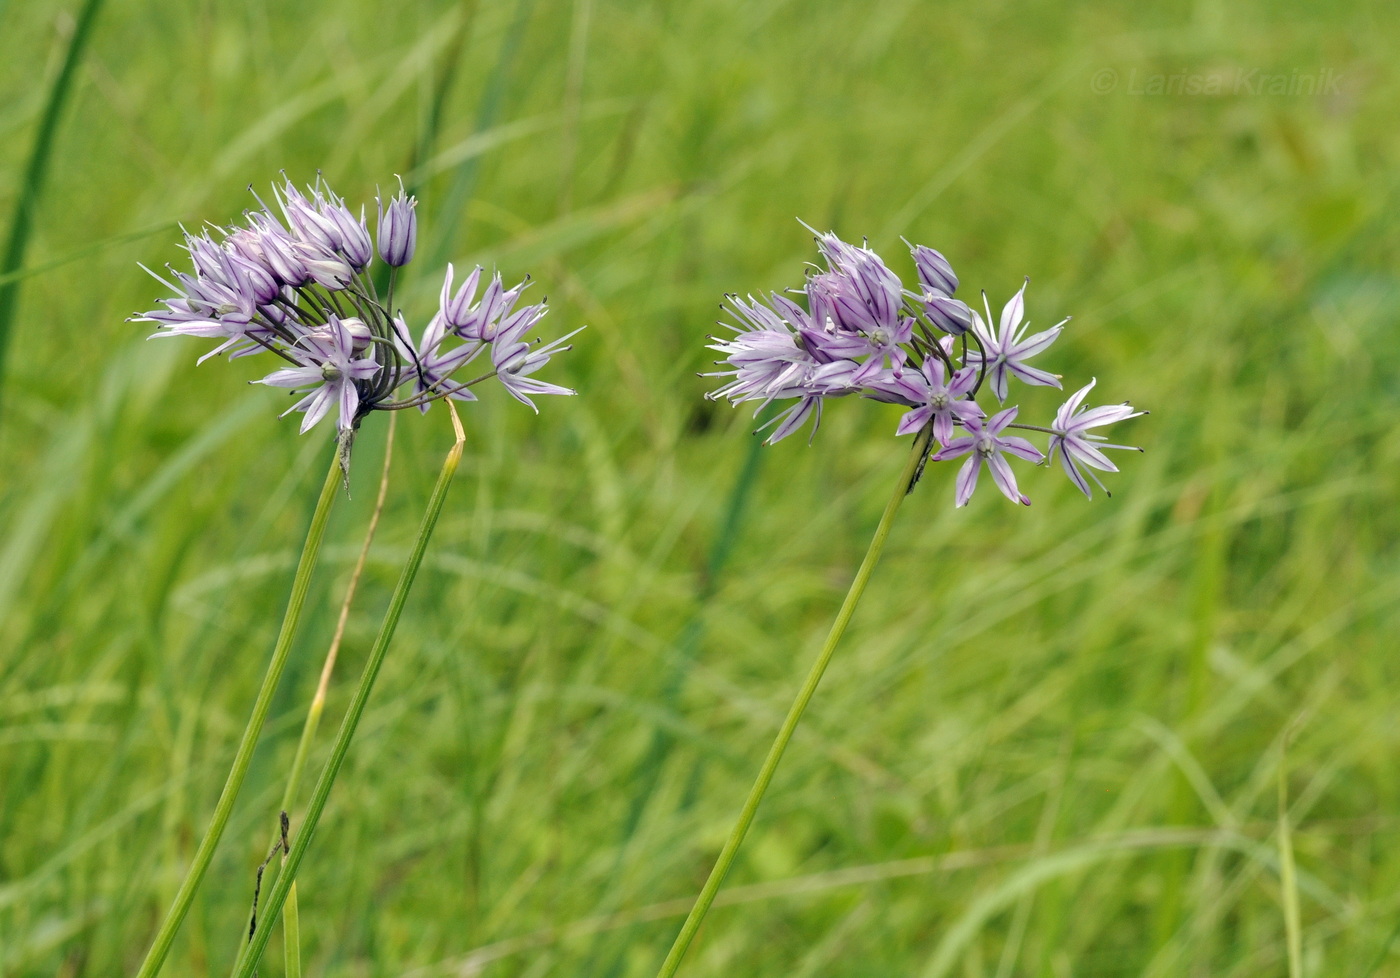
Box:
(327, 204, 373, 270)
(228, 253, 280, 305)
(910, 244, 958, 295)
(807, 271, 874, 333)
(258, 226, 312, 287)
(185, 233, 226, 282)
(339, 316, 373, 354)
(277, 185, 333, 250)
(923, 292, 972, 335)
(226, 227, 267, 266)
(376, 180, 417, 267)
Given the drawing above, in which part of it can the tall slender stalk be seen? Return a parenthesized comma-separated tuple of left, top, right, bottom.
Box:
(232, 405, 466, 978)
(653, 427, 931, 978)
(134, 451, 343, 978)
(275, 412, 396, 978)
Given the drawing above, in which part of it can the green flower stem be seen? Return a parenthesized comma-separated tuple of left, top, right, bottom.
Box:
(232, 406, 466, 978)
(653, 427, 931, 978)
(134, 450, 343, 978)
(278, 412, 397, 978)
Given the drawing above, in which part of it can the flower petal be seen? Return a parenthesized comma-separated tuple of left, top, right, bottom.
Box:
(986, 406, 1019, 435)
(1058, 449, 1092, 497)
(1067, 440, 1119, 472)
(299, 387, 333, 433)
(1007, 362, 1062, 389)
(896, 405, 934, 437)
(1054, 379, 1096, 428)
(932, 436, 975, 461)
(987, 453, 1025, 504)
(954, 456, 980, 506)
(765, 397, 817, 444)
(989, 362, 1010, 402)
(1073, 403, 1141, 429)
(258, 366, 322, 388)
(337, 379, 358, 430)
(999, 436, 1044, 463)
(998, 280, 1027, 343)
(1009, 324, 1062, 359)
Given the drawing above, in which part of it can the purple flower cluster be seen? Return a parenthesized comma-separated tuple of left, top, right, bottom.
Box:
(706, 231, 1143, 506)
(136, 176, 580, 437)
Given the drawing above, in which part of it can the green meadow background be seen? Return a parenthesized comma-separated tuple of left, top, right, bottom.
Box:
(2, 0, 1398, 975)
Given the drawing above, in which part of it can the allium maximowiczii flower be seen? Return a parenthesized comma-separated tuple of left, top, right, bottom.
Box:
(965, 280, 1065, 402)
(135, 175, 581, 473)
(1048, 379, 1146, 498)
(871, 354, 983, 446)
(932, 407, 1044, 507)
(705, 227, 1143, 506)
(256, 316, 381, 432)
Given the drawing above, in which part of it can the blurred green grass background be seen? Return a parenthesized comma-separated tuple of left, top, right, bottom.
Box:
(2, 0, 1399, 975)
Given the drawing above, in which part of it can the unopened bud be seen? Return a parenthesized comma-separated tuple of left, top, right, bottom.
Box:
(923, 293, 972, 335)
(376, 178, 417, 267)
(910, 244, 959, 295)
(339, 316, 373, 353)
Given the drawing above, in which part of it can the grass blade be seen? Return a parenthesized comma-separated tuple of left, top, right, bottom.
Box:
(422, 0, 538, 271)
(0, 0, 105, 420)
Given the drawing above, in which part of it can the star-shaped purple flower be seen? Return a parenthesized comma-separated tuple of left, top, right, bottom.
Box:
(965, 281, 1065, 402)
(876, 355, 983, 445)
(438, 265, 533, 342)
(256, 316, 381, 432)
(932, 406, 1044, 506)
(799, 308, 913, 383)
(490, 328, 583, 412)
(1047, 379, 1145, 497)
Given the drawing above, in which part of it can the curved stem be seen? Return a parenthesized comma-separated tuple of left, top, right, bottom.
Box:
(968, 296, 991, 396)
(377, 371, 492, 411)
(232, 404, 466, 978)
(653, 427, 931, 978)
(133, 450, 343, 978)
(278, 412, 397, 978)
